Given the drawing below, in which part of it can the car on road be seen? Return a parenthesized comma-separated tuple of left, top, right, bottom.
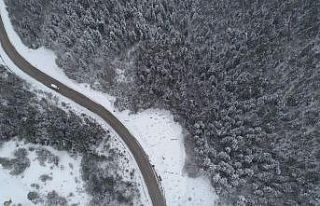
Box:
(50, 83, 59, 90)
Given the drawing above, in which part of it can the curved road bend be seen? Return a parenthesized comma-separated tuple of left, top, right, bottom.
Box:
(0, 16, 166, 206)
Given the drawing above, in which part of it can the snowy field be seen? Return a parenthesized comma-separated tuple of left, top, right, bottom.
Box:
(0, 1, 218, 205)
(0, 139, 88, 205)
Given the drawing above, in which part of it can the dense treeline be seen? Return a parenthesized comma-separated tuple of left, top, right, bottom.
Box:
(5, 0, 320, 205)
(0, 65, 140, 205)
(0, 66, 105, 152)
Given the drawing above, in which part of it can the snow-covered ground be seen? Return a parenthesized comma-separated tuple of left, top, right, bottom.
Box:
(0, 139, 88, 205)
(0, 1, 218, 205)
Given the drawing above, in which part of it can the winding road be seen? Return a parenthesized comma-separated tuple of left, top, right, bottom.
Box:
(0, 14, 166, 206)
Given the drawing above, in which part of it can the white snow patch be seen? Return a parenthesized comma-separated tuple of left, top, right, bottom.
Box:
(115, 68, 126, 83)
(0, 140, 88, 205)
(0, 1, 218, 205)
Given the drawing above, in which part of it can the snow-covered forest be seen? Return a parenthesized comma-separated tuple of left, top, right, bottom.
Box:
(4, 0, 320, 205)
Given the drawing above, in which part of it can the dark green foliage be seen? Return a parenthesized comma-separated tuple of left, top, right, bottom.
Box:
(46, 191, 68, 206)
(81, 152, 140, 206)
(0, 65, 105, 153)
(27, 191, 40, 202)
(5, 0, 320, 205)
(0, 148, 30, 175)
(39, 174, 53, 182)
(35, 148, 59, 166)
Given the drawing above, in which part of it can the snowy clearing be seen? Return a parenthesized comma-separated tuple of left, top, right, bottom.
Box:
(0, 1, 218, 205)
(0, 139, 88, 205)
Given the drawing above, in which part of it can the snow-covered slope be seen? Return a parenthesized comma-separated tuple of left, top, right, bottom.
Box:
(0, 1, 218, 205)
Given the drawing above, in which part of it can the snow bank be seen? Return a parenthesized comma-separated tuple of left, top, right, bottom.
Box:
(0, 140, 88, 205)
(0, 1, 218, 205)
